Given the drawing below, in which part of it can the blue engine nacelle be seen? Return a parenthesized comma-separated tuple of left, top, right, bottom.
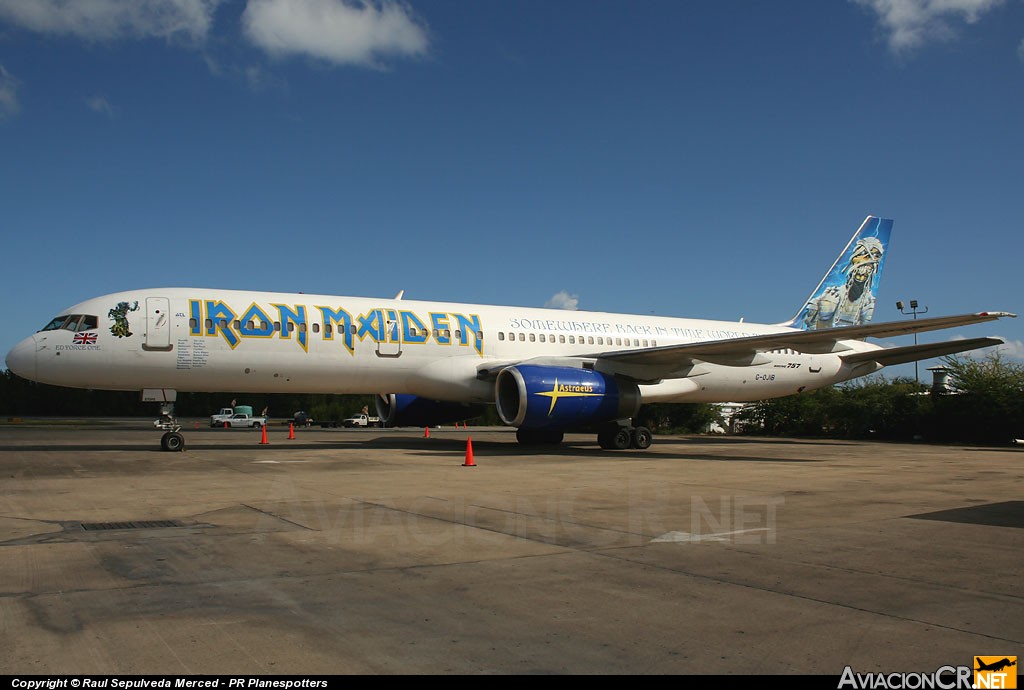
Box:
(376, 394, 485, 428)
(495, 365, 640, 430)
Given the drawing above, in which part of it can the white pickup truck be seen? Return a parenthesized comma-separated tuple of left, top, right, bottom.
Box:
(342, 413, 382, 428)
(223, 413, 267, 429)
(211, 405, 254, 427)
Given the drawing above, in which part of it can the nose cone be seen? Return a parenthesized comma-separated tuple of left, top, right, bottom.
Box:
(5, 336, 37, 381)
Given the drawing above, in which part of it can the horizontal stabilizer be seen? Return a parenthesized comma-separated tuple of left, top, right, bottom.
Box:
(840, 337, 1004, 367)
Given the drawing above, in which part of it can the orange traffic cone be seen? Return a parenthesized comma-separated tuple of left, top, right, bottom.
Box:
(223, 421, 229, 428)
(463, 437, 475, 466)
(424, 426, 430, 438)
(288, 422, 295, 440)
(259, 424, 269, 445)
(194, 421, 198, 429)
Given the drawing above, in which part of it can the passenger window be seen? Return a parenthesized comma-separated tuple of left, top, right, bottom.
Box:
(559, 335, 566, 344)
(597, 337, 603, 345)
(529, 333, 536, 342)
(569, 336, 575, 344)
(476, 331, 483, 341)
(350, 325, 357, 335)
(299, 323, 307, 333)
(539, 334, 545, 343)
(246, 320, 255, 330)
(205, 319, 213, 330)
(588, 337, 594, 345)
(312, 323, 319, 333)
(518, 333, 525, 342)
(455, 330, 462, 341)
(189, 318, 198, 330)
(498, 332, 505, 341)
(274, 322, 281, 332)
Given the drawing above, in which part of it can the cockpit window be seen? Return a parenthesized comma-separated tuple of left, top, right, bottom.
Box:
(40, 314, 99, 332)
(41, 316, 71, 331)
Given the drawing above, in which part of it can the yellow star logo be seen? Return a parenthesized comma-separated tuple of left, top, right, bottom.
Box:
(536, 378, 602, 416)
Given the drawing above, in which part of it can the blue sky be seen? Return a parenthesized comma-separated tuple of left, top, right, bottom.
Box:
(2, 0, 1022, 378)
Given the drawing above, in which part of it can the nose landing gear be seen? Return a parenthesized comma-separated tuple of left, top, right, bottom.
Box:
(153, 401, 185, 452)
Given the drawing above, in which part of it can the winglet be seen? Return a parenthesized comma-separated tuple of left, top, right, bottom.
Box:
(786, 216, 893, 331)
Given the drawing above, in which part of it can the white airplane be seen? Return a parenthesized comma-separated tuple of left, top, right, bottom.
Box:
(4, 216, 1015, 452)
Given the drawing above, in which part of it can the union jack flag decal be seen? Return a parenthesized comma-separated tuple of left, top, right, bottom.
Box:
(73, 332, 98, 345)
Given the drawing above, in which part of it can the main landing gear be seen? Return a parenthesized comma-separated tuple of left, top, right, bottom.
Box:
(153, 401, 185, 452)
(515, 421, 653, 450)
(597, 421, 652, 450)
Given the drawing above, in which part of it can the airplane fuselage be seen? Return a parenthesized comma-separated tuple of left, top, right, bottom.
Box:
(6, 287, 873, 405)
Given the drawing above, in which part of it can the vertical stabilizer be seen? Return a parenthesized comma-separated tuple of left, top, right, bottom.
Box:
(786, 216, 893, 330)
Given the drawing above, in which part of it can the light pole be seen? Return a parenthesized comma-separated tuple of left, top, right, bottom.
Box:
(896, 300, 929, 387)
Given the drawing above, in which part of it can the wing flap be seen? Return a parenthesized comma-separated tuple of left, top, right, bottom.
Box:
(839, 337, 1004, 367)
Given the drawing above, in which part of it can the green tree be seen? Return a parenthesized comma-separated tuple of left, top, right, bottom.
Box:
(930, 352, 1024, 444)
(638, 403, 721, 434)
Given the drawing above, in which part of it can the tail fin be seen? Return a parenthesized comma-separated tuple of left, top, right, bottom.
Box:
(785, 216, 893, 330)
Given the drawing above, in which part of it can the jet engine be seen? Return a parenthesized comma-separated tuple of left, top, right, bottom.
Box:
(376, 394, 485, 428)
(495, 365, 640, 430)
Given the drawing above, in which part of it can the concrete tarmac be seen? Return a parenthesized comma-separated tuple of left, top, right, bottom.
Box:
(0, 421, 1021, 675)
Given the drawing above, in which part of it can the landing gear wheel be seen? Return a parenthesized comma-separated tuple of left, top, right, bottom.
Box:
(161, 431, 185, 452)
(631, 426, 652, 450)
(612, 427, 632, 450)
(598, 427, 632, 450)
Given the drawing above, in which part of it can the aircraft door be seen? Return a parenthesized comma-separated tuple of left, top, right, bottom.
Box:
(376, 309, 402, 358)
(143, 297, 173, 352)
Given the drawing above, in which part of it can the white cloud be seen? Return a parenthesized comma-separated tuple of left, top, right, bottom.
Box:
(852, 0, 1006, 54)
(948, 333, 1024, 359)
(0, 64, 18, 121)
(0, 0, 221, 42)
(993, 337, 1024, 359)
(545, 291, 580, 311)
(241, 0, 429, 66)
(86, 95, 115, 116)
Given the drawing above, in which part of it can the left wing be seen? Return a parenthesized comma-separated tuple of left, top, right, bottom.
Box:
(477, 311, 1014, 382)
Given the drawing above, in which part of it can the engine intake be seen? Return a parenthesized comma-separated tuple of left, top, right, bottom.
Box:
(495, 365, 639, 429)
